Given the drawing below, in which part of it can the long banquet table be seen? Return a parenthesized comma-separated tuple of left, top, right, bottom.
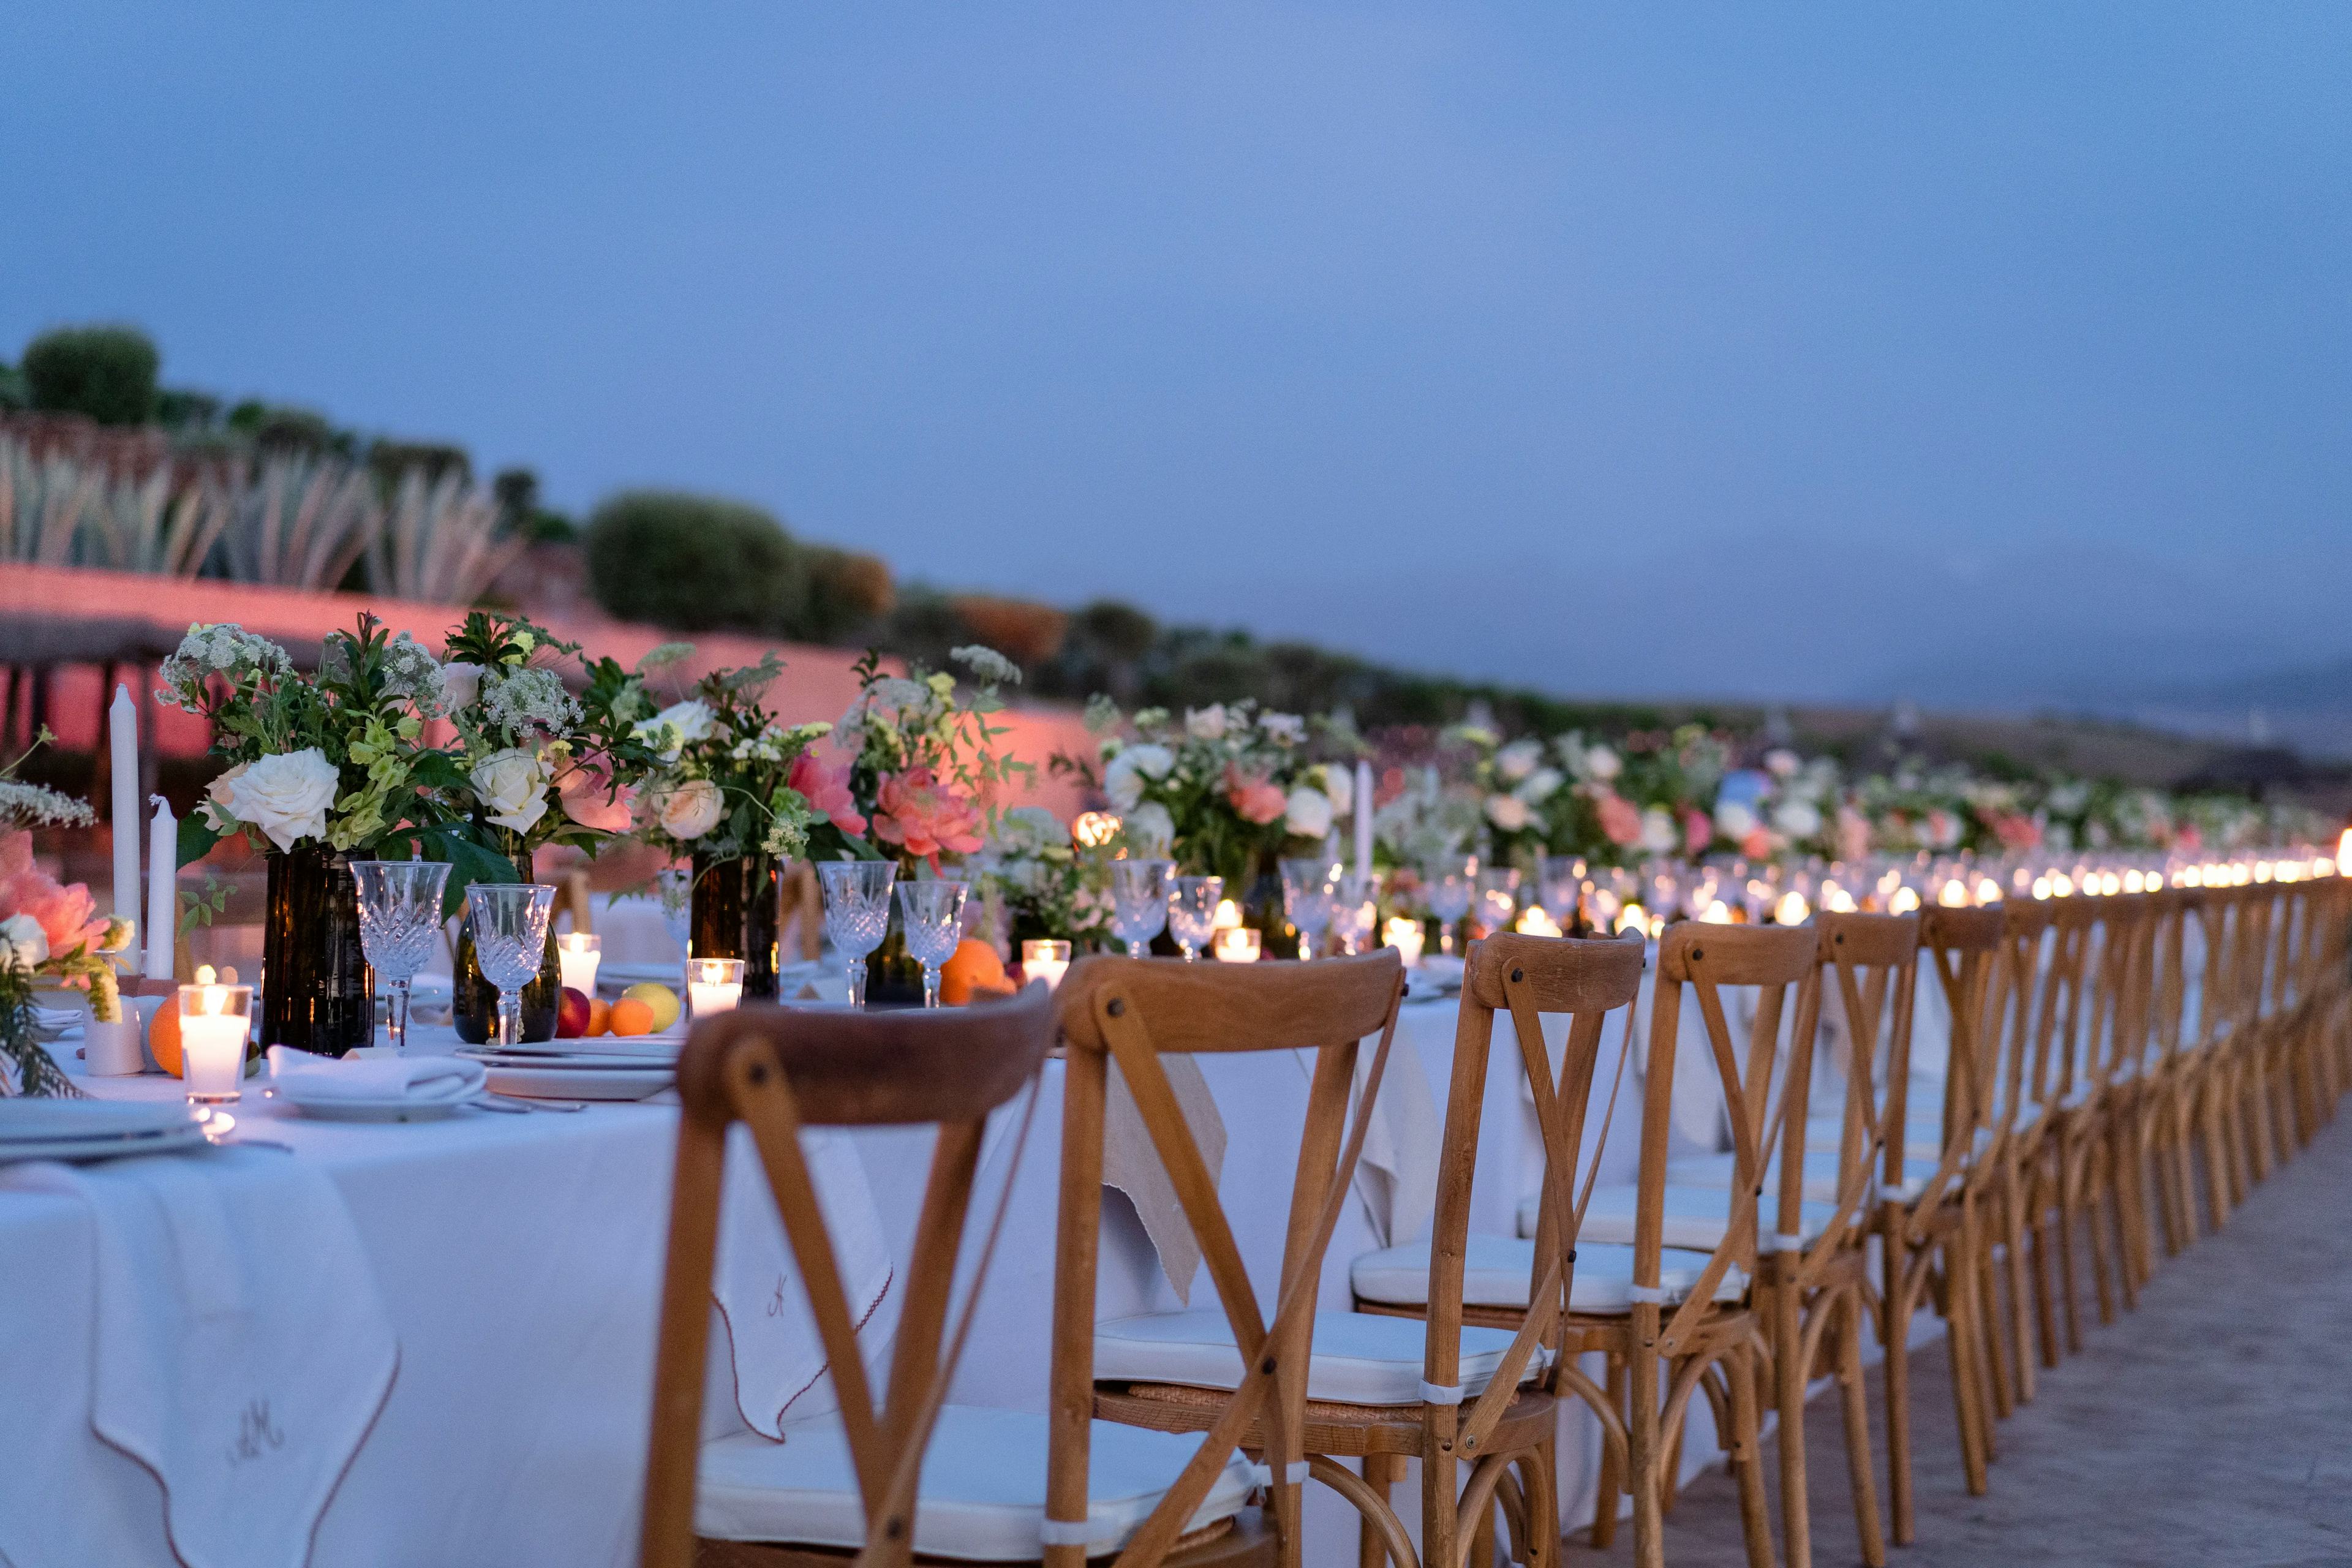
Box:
(0, 960, 1980, 1568)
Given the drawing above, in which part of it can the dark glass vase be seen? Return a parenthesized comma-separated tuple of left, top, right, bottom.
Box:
(1238, 846, 1298, 961)
(262, 843, 374, 1057)
(688, 852, 782, 1001)
(453, 845, 560, 1046)
(865, 923, 927, 1007)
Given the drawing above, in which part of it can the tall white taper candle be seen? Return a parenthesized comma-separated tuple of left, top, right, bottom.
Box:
(108, 684, 140, 923)
(1353, 760, 1374, 886)
(146, 795, 178, 980)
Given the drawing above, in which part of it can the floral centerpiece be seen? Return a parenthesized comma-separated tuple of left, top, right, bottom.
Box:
(162, 616, 466, 1055)
(972, 805, 1115, 952)
(1444, 725, 1566, 872)
(0, 737, 136, 1096)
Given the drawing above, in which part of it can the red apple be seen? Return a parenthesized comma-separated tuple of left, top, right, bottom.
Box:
(556, 986, 592, 1038)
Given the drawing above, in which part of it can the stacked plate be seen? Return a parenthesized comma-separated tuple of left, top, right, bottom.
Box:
(461, 1038, 679, 1101)
(0, 1099, 212, 1164)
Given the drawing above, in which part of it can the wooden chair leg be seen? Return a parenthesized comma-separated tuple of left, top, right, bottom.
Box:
(1773, 1281, 1814, 1568)
(1837, 1287, 1887, 1567)
(1880, 1231, 1915, 1547)
(1975, 1222, 2014, 1422)
(1726, 1342, 1776, 1568)
(2051, 1177, 2087, 1352)
(1659, 1409, 1687, 1518)
(1359, 1454, 1401, 1568)
(1469, 1488, 1498, 1568)
(2003, 1186, 2040, 1402)
(1945, 1235, 1991, 1496)
(1629, 1324, 1665, 1568)
(2032, 1201, 2069, 1365)
(2079, 1148, 2118, 1327)
(2200, 1095, 2235, 1231)
(1589, 1353, 1624, 1549)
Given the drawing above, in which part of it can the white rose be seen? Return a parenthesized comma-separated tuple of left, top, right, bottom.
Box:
(1583, 746, 1622, 782)
(1184, 705, 1229, 741)
(1285, 786, 1335, 840)
(222, 748, 340, 852)
(655, 777, 725, 842)
(1123, 802, 1175, 856)
(1771, 797, 1823, 840)
(1316, 763, 1354, 816)
(1764, 748, 1800, 779)
(1714, 800, 1758, 842)
(0, 913, 50, 971)
(471, 747, 552, 837)
(439, 660, 485, 712)
(1102, 751, 1150, 811)
(1496, 738, 1543, 783)
(655, 699, 716, 745)
(1259, 712, 1306, 744)
(1638, 807, 1678, 854)
(1484, 793, 1532, 832)
(1518, 767, 1564, 803)
(1125, 743, 1174, 780)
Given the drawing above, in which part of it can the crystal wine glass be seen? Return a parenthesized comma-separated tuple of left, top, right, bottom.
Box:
(1475, 866, 1521, 937)
(895, 879, 970, 1009)
(1425, 854, 1476, 956)
(1109, 859, 1174, 956)
(818, 860, 897, 1009)
(1281, 856, 1340, 960)
(1326, 871, 1374, 954)
(466, 883, 557, 1049)
(351, 859, 451, 1055)
(655, 864, 694, 988)
(1167, 875, 1223, 962)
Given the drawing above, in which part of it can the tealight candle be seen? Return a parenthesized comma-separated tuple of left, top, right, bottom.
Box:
(1021, 938, 1072, 990)
(1213, 927, 1262, 963)
(557, 931, 603, 995)
(687, 957, 744, 1019)
(177, 982, 252, 1106)
(1382, 916, 1425, 966)
(1514, 905, 1563, 938)
(1213, 899, 1242, 930)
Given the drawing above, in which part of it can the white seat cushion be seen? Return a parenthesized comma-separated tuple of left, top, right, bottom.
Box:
(1095, 1307, 1545, 1406)
(1806, 1113, 1947, 1162)
(696, 1404, 1255, 1560)
(1518, 1183, 1847, 1253)
(1349, 1234, 1746, 1315)
(1666, 1149, 1941, 1204)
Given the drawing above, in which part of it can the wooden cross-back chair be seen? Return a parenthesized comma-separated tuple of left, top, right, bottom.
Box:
(2133, 887, 2202, 1265)
(640, 985, 1251, 1568)
(2089, 892, 2164, 1303)
(1970, 898, 2054, 1408)
(1058, 951, 1415, 1568)
(2025, 894, 2122, 1354)
(2184, 882, 2253, 1230)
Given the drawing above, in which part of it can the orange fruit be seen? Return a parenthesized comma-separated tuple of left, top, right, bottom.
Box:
(587, 998, 612, 1037)
(148, 1003, 183, 1077)
(609, 996, 656, 1036)
(940, 938, 1009, 1006)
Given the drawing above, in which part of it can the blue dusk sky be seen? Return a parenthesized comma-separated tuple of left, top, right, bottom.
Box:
(6, 3, 2346, 709)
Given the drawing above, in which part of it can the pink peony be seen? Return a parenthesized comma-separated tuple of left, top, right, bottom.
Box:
(872, 767, 983, 866)
(2176, 824, 2201, 853)
(1988, 812, 2041, 852)
(1596, 793, 1642, 847)
(0, 830, 110, 960)
(557, 755, 636, 834)
(1680, 807, 1713, 858)
(1740, 826, 1776, 861)
(788, 752, 868, 835)
(1223, 765, 1287, 826)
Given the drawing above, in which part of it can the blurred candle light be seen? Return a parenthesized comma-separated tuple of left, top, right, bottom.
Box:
(1975, 877, 2002, 904)
(1213, 899, 1242, 930)
(1515, 905, 1562, 938)
(1938, 878, 1968, 908)
(1020, 938, 1071, 990)
(2032, 876, 2052, 900)
(1774, 891, 1811, 925)
(1382, 916, 1425, 965)
(1700, 899, 1733, 925)
(1071, 812, 1121, 849)
(557, 932, 602, 995)
(1889, 886, 1922, 915)
(1213, 927, 1262, 963)
(1616, 900, 1649, 936)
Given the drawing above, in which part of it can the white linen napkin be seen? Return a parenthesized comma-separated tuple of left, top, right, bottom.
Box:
(1104, 1055, 1227, 1304)
(266, 1046, 486, 1102)
(710, 1125, 897, 1439)
(0, 1147, 399, 1568)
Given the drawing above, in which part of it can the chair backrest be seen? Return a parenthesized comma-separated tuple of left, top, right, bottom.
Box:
(639, 986, 1058, 1568)
(1047, 950, 1404, 1568)
(1432, 932, 1645, 1449)
(1640, 921, 1819, 1358)
(1805, 912, 1921, 1226)
(1985, 899, 2054, 1145)
(1918, 905, 2005, 1187)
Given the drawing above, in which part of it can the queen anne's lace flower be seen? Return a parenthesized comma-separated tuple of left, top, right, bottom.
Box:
(0, 781, 95, 830)
(156, 624, 292, 711)
(481, 666, 583, 736)
(379, 633, 445, 710)
(949, 644, 1022, 685)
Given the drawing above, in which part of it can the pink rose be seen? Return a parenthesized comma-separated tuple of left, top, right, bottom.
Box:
(788, 752, 868, 835)
(1223, 764, 1287, 826)
(1680, 807, 1713, 858)
(1740, 826, 1776, 861)
(873, 766, 984, 866)
(1596, 793, 1642, 847)
(557, 755, 636, 834)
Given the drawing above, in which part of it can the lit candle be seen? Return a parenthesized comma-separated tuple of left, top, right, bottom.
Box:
(1353, 760, 1374, 888)
(1382, 916, 1424, 966)
(1213, 927, 1262, 963)
(1213, 897, 1242, 930)
(1773, 891, 1810, 925)
(1514, 905, 1562, 937)
(1616, 900, 1650, 936)
(557, 931, 602, 995)
(1888, 886, 1921, 915)
(109, 684, 140, 924)
(1021, 938, 1072, 990)
(687, 957, 744, 1019)
(145, 795, 176, 980)
(178, 981, 252, 1105)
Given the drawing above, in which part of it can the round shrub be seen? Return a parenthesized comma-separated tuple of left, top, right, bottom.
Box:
(22, 324, 159, 426)
(584, 490, 809, 634)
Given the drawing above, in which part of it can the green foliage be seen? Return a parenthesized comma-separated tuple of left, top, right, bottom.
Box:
(155, 388, 222, 429)
(230, 401, 359, 459)
(0, 361, 26, 410)
(21, 324, 159, 425)
(583, 489, 810, 634)
(369, 439, 472, 489)
(800, 545, 894, 643)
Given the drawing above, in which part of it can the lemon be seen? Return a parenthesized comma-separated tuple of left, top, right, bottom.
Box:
(622, 981, 680, 1032)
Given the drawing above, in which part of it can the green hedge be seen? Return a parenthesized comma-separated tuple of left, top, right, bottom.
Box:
(584, 491, 810, 634)
(22, 325, 159, 426)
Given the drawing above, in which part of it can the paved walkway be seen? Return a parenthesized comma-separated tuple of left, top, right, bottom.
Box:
(1580, 1109, 2352, 1566)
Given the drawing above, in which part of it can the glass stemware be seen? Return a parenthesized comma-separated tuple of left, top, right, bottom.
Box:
(895, 879, 970, 1008)
(818, 860, 897, 1009)
(1167, 875, 1224, 962)
(466, 883, 557, 1050)
(1281, 856, 1341, 960)
(351, 859, 451, 1055)
(1425, 854, 1476, 956)
(1109, 859, 1174, 956)
(1331, 872, 1377, 955)
(654, 864, 694, 988)
(1475, 866, 1521, 937)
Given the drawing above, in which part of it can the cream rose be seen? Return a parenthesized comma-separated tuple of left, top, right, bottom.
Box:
(1484, 793, 1533, 832)
(1583, 745, 1623, 782)
(1123, 802, 1176, 856)
(1714, 800, 1759, 842)
(1496, 738, 1544, 783)
(1184, 704, 1229, 741)
(1771, 797, 1823, 840)
(1316, 763, 1354, 816)
(1638, 807, 1679, 854)
(656, 777, 725, 841)
(0, 913, 50, 971)
(1284, 786, 1335, 840)
(222, 748, 340, 851)
(471, 747, 551, 837)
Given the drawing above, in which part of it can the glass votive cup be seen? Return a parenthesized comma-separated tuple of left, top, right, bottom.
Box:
(687, 957, 745, 1019)
(1213, 927, 1262, 963)
(556, 931, 602, 995)
(1020, 938, 1072, 990)
(178, 982, 253, 1105)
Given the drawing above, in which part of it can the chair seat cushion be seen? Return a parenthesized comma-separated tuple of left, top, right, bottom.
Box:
(1095, 1307, 1546, 1406)
(1517, 1183, 1846, 1253)
(1349, 1234, 1746, 1316)
(1803, 1116, 1994, 1164)
(1665, 1149, 1940, 1204)
(696, 1404, 1256, 1560)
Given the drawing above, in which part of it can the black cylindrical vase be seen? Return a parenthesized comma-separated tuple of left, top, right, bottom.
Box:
(262, 843, 375, 1057)
(690, 852, 782, 1001)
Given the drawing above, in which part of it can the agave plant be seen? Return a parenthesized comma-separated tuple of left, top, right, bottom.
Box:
(368, 466, 524, 604)
(0, 434, 105, 565)
(217, 451, 380, 590)
(83, 462, 234, 576)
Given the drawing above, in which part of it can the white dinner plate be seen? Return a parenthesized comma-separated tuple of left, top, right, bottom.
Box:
(267, 1086, 475, 1123)
(0, 1100, 214, 1164)
(481, 1061, 673, 1101)
(467, 1036, 681, 1061)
